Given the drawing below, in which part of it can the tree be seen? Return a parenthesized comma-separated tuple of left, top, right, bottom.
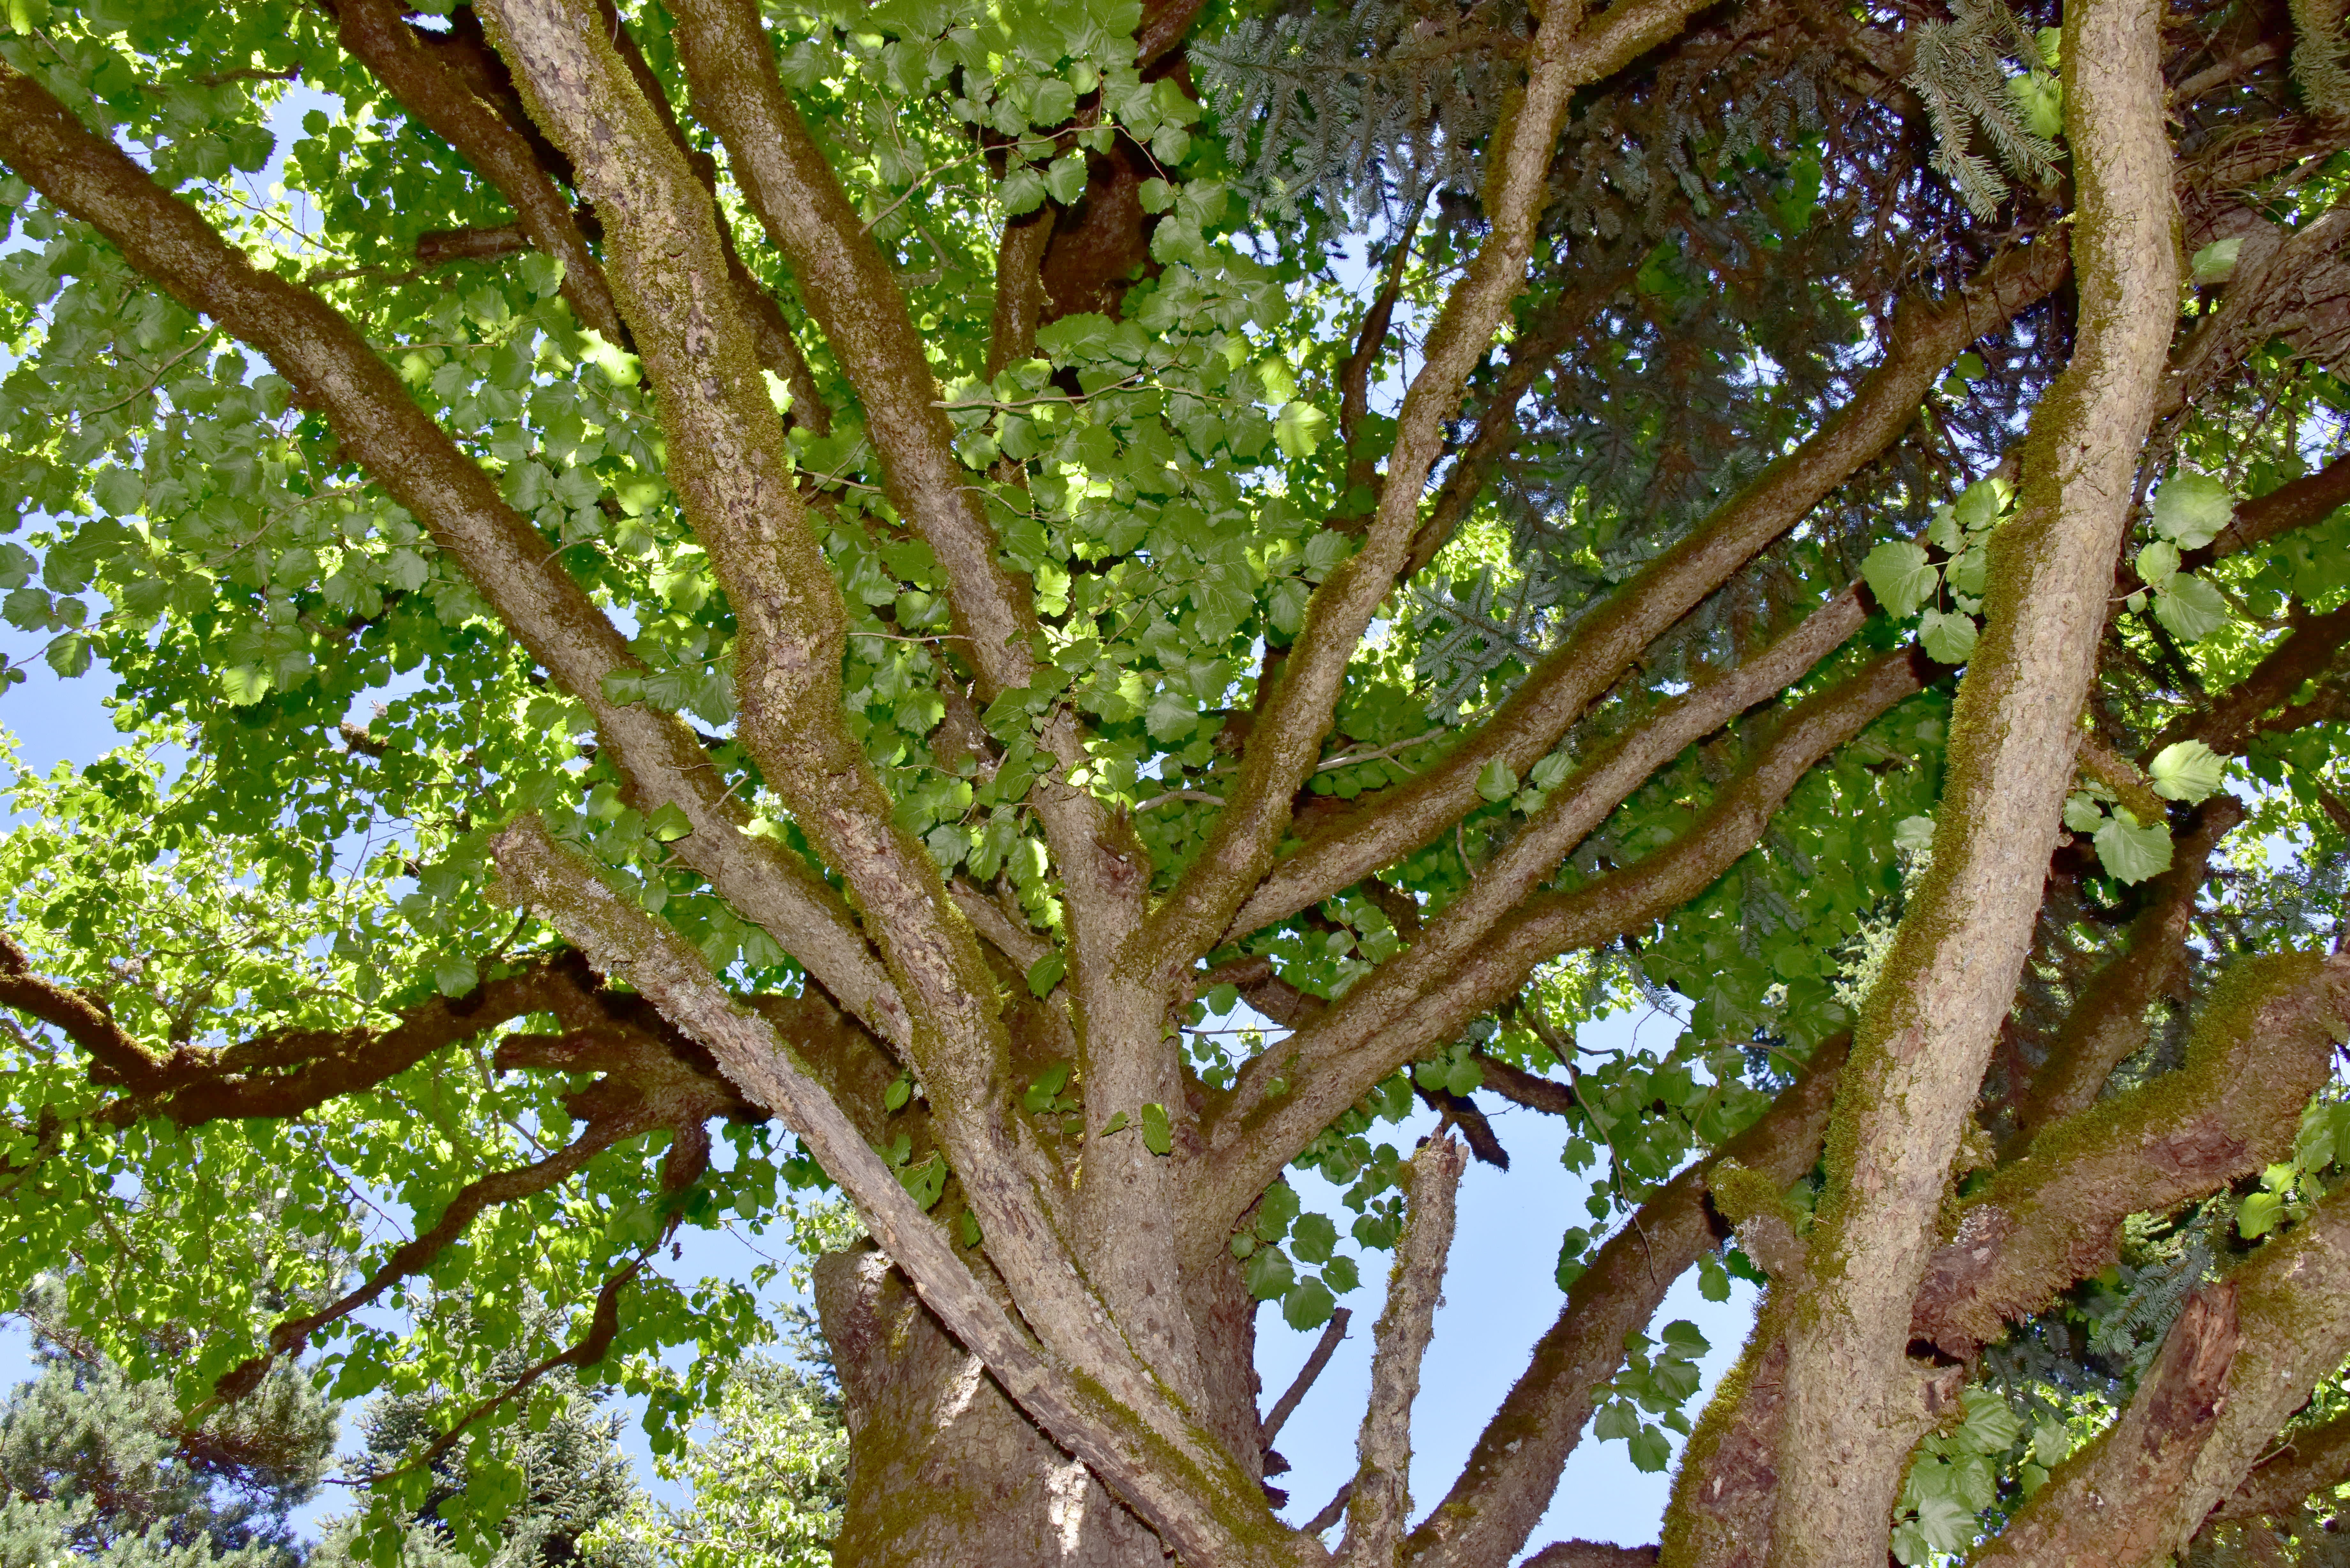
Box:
(0, 0, 2348, 1559)
(581, 1353, 848, 1568)
(0, 1288, 335, 1568)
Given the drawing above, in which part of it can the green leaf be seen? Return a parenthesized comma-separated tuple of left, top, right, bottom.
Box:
(1953, 477, 2007, 529)
(1911, 1490, 1976, 1555)
(2191, 237, 2243, 284)
(884, 1074, 913, 1112)
(647, 802, 694, 842)
(1273, 401, 1330, 458)
(1145, 689, 1199, 742)
(1026, 952, 1066, 998)
(2009, 70, 2063, 140)
(956, 1209, 982, 1247)
(1243, 1244, 1294, 1300)
(998, 164, 1047, 215)
(1626, 1426, 1673, 1474)
(2093, 811, 2173, 885)
(1139, 1101, 1173, 1156)
(1281, 1276, 1335, 1330)
(2239, 1187, 2284, 1239)
(1044, 152, 1087, 206)
(2135, 538, 2180, 590)
(1593, 1400, 1642, 1441)
(1861, 541, 1938, 619)
(1290, 1212, 1337, 1263)
(1101, 1110, 1130, 1136)
(1916, 608, 1978, 664)
(577, 329, 641, 386)
(1892, 815, 1937, 853)
(2063, 793, 2107, 833)
(42, 633, 89, 679)
(1475, 758, 1518, 803)
(434, 955, 479, 997)
(1697, 1252, 1730, 1301)
(2151, 472, 2233, 548)
(2148, 740, 2226, 803)
(2151, 573, 2229, 642)
(1658, 1319, 1709, 1358)
(1321, 1255, 1361, 1294)
(219, 665, 271, 706)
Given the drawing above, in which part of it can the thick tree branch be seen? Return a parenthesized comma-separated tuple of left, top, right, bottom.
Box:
(1522, 1547, 1660, 1568)
(1225, 242, 2069, 944)
(2002, 794, 2244, 1145)
(2202, 447, 2350, 562)
(1974, 1178, 2350, 1565)
(660, 5, 1154, 1193)
(662, 0, 1036, 707)
(1767, 2, 2179, 1555)
(1345, 1134, 1466, 1568)
(329, 0, 625, 343)
(2151, 598, 2350, 759)
(1970, 1283, 2241, 1568)
(1149, 0, 1729, 975)
(1199, 636, 1920, 1239)
(2208, 1407, 2350, 1523)
(478, 0, 1009, 1137)
(1914, 951, 2350, 1357)
(0, 57, 905, 1054)
(1400, 1038, 1847, 1568)
(488, 816, 1325, 1568)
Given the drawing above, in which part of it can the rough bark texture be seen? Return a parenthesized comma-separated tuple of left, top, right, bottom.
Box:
(1764, 1, 2180, 1559)
(816, 1247, 1173, 1568)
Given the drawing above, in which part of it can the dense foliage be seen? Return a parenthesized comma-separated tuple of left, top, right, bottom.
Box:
(0, 0, 2347, 1561)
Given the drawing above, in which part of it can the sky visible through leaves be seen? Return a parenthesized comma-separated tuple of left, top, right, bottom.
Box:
(0, 644, 1753, 1549)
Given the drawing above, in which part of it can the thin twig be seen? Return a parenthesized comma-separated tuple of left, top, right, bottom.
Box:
(1262, 1306, 1352, 1444)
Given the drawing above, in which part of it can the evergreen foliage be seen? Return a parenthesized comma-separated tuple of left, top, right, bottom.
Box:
(0, 1294, 333, 1568)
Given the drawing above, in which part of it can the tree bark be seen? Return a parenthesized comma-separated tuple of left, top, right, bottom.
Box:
(816, 1247, 1176, 1567)
(1763, 0, 2180, 1557)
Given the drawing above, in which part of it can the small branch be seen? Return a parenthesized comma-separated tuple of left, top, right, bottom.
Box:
(1345, 1135, 1466, 1567)
(1262, 1306, 1353, 1445)
(1135, 788, 1226, 814)
(1415, 1084, 1509, 1170)
(1302, 1479, 1356, 1536)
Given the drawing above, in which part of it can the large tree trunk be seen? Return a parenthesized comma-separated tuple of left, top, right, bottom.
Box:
(814, 1245, 1264, 1566)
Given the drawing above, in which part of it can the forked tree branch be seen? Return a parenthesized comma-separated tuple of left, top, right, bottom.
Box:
(1767, 0, 2179, 1550)
(1972, 1183, 2350, 1566)
(0, 57, 906, 1054)
(1345, 1134, 1466, 1568)
(661, 0, 1146, 1024)
(329, 0, 627, 343)
(488, 816, 1326, 1568)
(1148, 0, 1729, 976)
(1970, 1283, 2241, 1568)
(1224, 240, 2070, 944)
(1195, 646, 1928, 1246)
(476, 0, 1002, 1118)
